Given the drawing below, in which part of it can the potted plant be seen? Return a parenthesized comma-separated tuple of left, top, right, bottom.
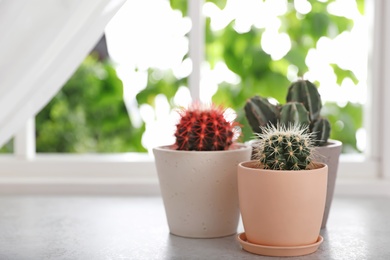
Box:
(236, 124, 328, 257)
(244, 79, 342, 228)
(153, 102, 252, 238)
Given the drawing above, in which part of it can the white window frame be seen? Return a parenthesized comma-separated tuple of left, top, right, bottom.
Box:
(0, 0, 389, 195)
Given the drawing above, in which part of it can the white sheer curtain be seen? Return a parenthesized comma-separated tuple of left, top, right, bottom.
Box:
(0, 0, 125, 147)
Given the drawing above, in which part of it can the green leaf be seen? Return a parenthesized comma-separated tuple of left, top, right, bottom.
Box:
(328, 16, 354, 36)
(356, 0, 365, 15)
(331, 64, 359, 85)
(284, 48, 308, 75)
(309, 12, 330, 39)
(169, 0, 187, 15)
(206, 0, 227, 9)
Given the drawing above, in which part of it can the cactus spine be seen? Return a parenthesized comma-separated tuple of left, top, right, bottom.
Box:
(255, 124, 315, 170)
(174, 103, 236, 151)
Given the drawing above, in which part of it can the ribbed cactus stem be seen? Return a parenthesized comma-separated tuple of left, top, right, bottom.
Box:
(280, 102, 310, 127)
(255, 124, 315, 170)
(244, 79, 331, 146)
(311, 118, 331, 146)
(286, 80, 322, 121)
(244, 96, 279, 134)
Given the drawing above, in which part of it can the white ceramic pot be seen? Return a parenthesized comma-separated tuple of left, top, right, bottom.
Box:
(153, 143, 251, 238)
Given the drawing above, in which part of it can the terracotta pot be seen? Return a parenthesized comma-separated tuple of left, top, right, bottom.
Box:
(315, 140, 342, 228)
(153, 143, 252, 238)
(246, 139, 342, 229)
(237, 161, 328, 247)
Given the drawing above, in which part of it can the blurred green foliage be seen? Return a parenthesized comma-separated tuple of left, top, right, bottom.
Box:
(323, 101, 363, 153)
(1, 0, 365, 154)
(207, 0, 363, 153)
(0, 139, 13, 153)
(141, 0, 364, 153)
(35, 55, 146, 153)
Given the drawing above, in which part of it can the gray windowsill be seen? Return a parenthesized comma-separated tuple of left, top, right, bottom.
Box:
(0, 195, 389, 259)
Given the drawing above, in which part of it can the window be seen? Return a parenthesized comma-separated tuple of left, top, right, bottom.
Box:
(0, 0, 388, 194)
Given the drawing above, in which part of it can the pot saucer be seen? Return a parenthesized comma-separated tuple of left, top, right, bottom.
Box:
(236, 232, 323, 257)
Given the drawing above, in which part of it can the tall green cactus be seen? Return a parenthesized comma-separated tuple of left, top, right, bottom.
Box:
(280, 102, 310, 127)
(244, 96, 279, 134)
(255, 124, 315, 170)
(244, 79, 331, 146)
(286, 80, 322, 121)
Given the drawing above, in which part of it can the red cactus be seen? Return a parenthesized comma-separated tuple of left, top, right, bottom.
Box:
(174, 103, 237, 151)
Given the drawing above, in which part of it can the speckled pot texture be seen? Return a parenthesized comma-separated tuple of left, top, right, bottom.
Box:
(153, 143, 252, 238)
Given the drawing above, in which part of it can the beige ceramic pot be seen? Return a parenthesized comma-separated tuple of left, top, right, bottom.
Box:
(237, 161, 328, 247)
(153, 143, 251, 238)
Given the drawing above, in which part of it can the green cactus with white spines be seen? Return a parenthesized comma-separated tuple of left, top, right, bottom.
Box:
(255, 124, 315, 171)
(286, 80, 330, 146)
(244, 79, 331, 146)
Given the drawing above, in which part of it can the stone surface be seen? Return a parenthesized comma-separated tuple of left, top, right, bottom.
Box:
(0, 195, 389, 259)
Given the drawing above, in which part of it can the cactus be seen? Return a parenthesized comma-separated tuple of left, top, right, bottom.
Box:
(280, 102, 310, 127)
(255, 124, 315, 170)
(174, 103, 236, 151)
(244, 79, 330, 146)
(286, 79, 322, 121)
(244, 96, 279, 134)
(310, 117, 331, 146)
